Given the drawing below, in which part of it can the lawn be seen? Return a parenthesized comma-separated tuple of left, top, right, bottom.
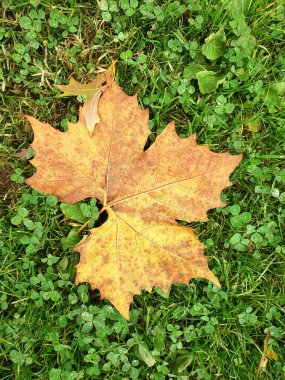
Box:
(0, 0, 284, 379)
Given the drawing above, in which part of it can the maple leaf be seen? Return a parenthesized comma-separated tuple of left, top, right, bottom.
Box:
(55, 62, 115, 132)
(25, 75, 242, 319)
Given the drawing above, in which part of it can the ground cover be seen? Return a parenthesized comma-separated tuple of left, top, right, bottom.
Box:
(0, 1, 284, 379)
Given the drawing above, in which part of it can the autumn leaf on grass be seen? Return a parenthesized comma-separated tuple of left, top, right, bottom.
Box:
(256, 331, 278, 379)
(55, 62, 115, 132)
(25, 74, 242, 319)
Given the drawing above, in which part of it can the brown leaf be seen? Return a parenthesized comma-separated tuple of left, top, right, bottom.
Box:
(25, 76, 242, 319)
(263, 331, 278, 361)
(55, 62, 115, 132)
(256, 331, 278, 379)
(13, 148, 28, 160)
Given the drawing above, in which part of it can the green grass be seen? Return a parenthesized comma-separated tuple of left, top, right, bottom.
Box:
(0, 0, 285, 379)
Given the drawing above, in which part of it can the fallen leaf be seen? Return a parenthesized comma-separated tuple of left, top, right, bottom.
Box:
(55, 62, 115, 132)
(256, 331, 278, 379)
(13, 148, 28, 160)
(25, 75, 242, 319)
(263, 331, 278, 361)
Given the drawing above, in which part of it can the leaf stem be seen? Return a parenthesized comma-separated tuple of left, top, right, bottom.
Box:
(76, 219, 90, 234)
(76, 205, 109, 234)
(99, 206, 107, 214)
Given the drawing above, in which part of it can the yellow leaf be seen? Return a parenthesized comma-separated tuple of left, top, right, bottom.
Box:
(256, 331, 278, 380)
(55, 62, 115, 132)
(26, 76, 242, 319)
(264, 331, 278, 361)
